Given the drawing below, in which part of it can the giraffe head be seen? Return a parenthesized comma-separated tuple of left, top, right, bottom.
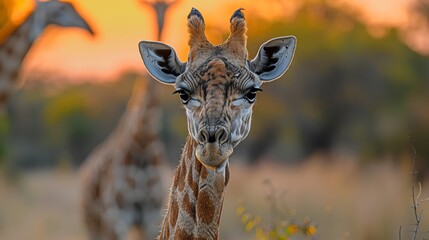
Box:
(139, 8, 296, 172)
(30, 0, 94, 41)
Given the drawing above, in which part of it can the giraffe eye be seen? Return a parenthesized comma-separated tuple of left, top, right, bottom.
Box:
(245, 88, 262, 103)
(174, 89, 191, 104)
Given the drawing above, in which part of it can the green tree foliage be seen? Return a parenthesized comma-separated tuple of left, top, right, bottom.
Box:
(0, 0, 14, 167)
(241, 0, 429, 166)
(6, 74, 135, 168)
(0, 115, 9, 166)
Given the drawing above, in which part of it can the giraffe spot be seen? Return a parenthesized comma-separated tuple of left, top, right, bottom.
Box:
(115, 192, 125, 208)
(125, 175, 136, 189)
(196, 191, 215, 224)
(134, 132, 156, 149)
(159, 218, 169, 239)
(187, 169, 198, 199)
(147, 176, 160, 188)
(200, 166, 208, 180)
(182, 157, 187, 173)
(161, 219, 169, 239)
(123, 151, 133, 165)
(178, 160, 186, 191)
(194, 156, 202, 173)
(183, 193, 196, 221)
(191, 181, 198, 199)
(92, 181, 101, 199)
(174, 228, 193, 240)
(127, 225, 144, 240)
(170, 197, 179, 228)
(0, 92, 9, 104)
(214, 175, 226, 197)
(186, 168, 193, 185)
(151, 153, 161, 165)
(5, 46, 14, 56)
(10, 71, 18, 81)
(225, 163, 230, 186)
(172, 167, 179, 187)
(186, 141, 194, 157)
(195, 236, 212, 240)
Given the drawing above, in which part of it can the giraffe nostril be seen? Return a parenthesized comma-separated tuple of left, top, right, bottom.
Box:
(215, 127, 228, 144)
(198, 128, 209, 143)
(198, 127, 229, 144)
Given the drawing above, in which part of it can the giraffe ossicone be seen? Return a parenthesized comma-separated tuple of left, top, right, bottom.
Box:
(139, 8, 296, 239)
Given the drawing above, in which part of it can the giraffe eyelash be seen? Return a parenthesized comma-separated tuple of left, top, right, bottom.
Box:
(173, 89, 191, 104)
(244, 87, 263, 103)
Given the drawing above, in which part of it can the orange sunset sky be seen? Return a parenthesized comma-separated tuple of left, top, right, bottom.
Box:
(9, 0, 411, 82)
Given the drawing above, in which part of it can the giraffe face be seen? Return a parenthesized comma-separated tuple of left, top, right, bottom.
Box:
(30, 0, 94, 41)
(174, 58, 260, 171)
(139, 8, 296, 172)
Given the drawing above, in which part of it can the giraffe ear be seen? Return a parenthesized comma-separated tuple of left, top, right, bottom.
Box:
(138, 41, 187, 85)
(249, 36, 296, 82)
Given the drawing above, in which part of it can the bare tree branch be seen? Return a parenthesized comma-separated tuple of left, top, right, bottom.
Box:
(410, 138, 422, 240)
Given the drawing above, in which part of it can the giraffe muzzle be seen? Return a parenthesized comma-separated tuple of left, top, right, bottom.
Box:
(195, 126, 233, 172)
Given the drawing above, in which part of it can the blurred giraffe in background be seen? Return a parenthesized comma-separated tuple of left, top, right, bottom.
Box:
(138, 8, 296, 239)
(80, 1, 179, 239)
(0, 0, 94, 110)
(80, 79, 168, 240)
(139, 0, 180, 41)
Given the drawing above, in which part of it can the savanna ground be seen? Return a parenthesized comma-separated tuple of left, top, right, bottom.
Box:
(0, 156, 425, 240)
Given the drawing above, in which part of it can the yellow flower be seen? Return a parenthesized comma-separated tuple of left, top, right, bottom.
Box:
(305, 225, 317, 236)
(285, 224, 298, 235)
(255, 227, 266, 239)
(236, 206, 245, 216)
(245, 217, 261, 231)
(241, 213, 250, 224)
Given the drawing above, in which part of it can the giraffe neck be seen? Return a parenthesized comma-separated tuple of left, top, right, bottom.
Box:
(0, 11, 38, 102)
(114, 79, 164, 166)
(158, 136, 229, 240)
(79, 78, 166, 240)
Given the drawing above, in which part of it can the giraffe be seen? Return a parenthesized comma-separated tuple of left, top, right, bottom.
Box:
(80, 78, 168, 240)
(138, 8, 296, 239)
(80, 1, 177, 239)
(0, 0, 94, 108)
(139, 0, 181, 42)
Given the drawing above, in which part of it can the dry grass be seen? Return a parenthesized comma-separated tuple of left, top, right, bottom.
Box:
(221, 158, 421, 239)
(0, 170, 84, 240)
(0, 157, 426, 240)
